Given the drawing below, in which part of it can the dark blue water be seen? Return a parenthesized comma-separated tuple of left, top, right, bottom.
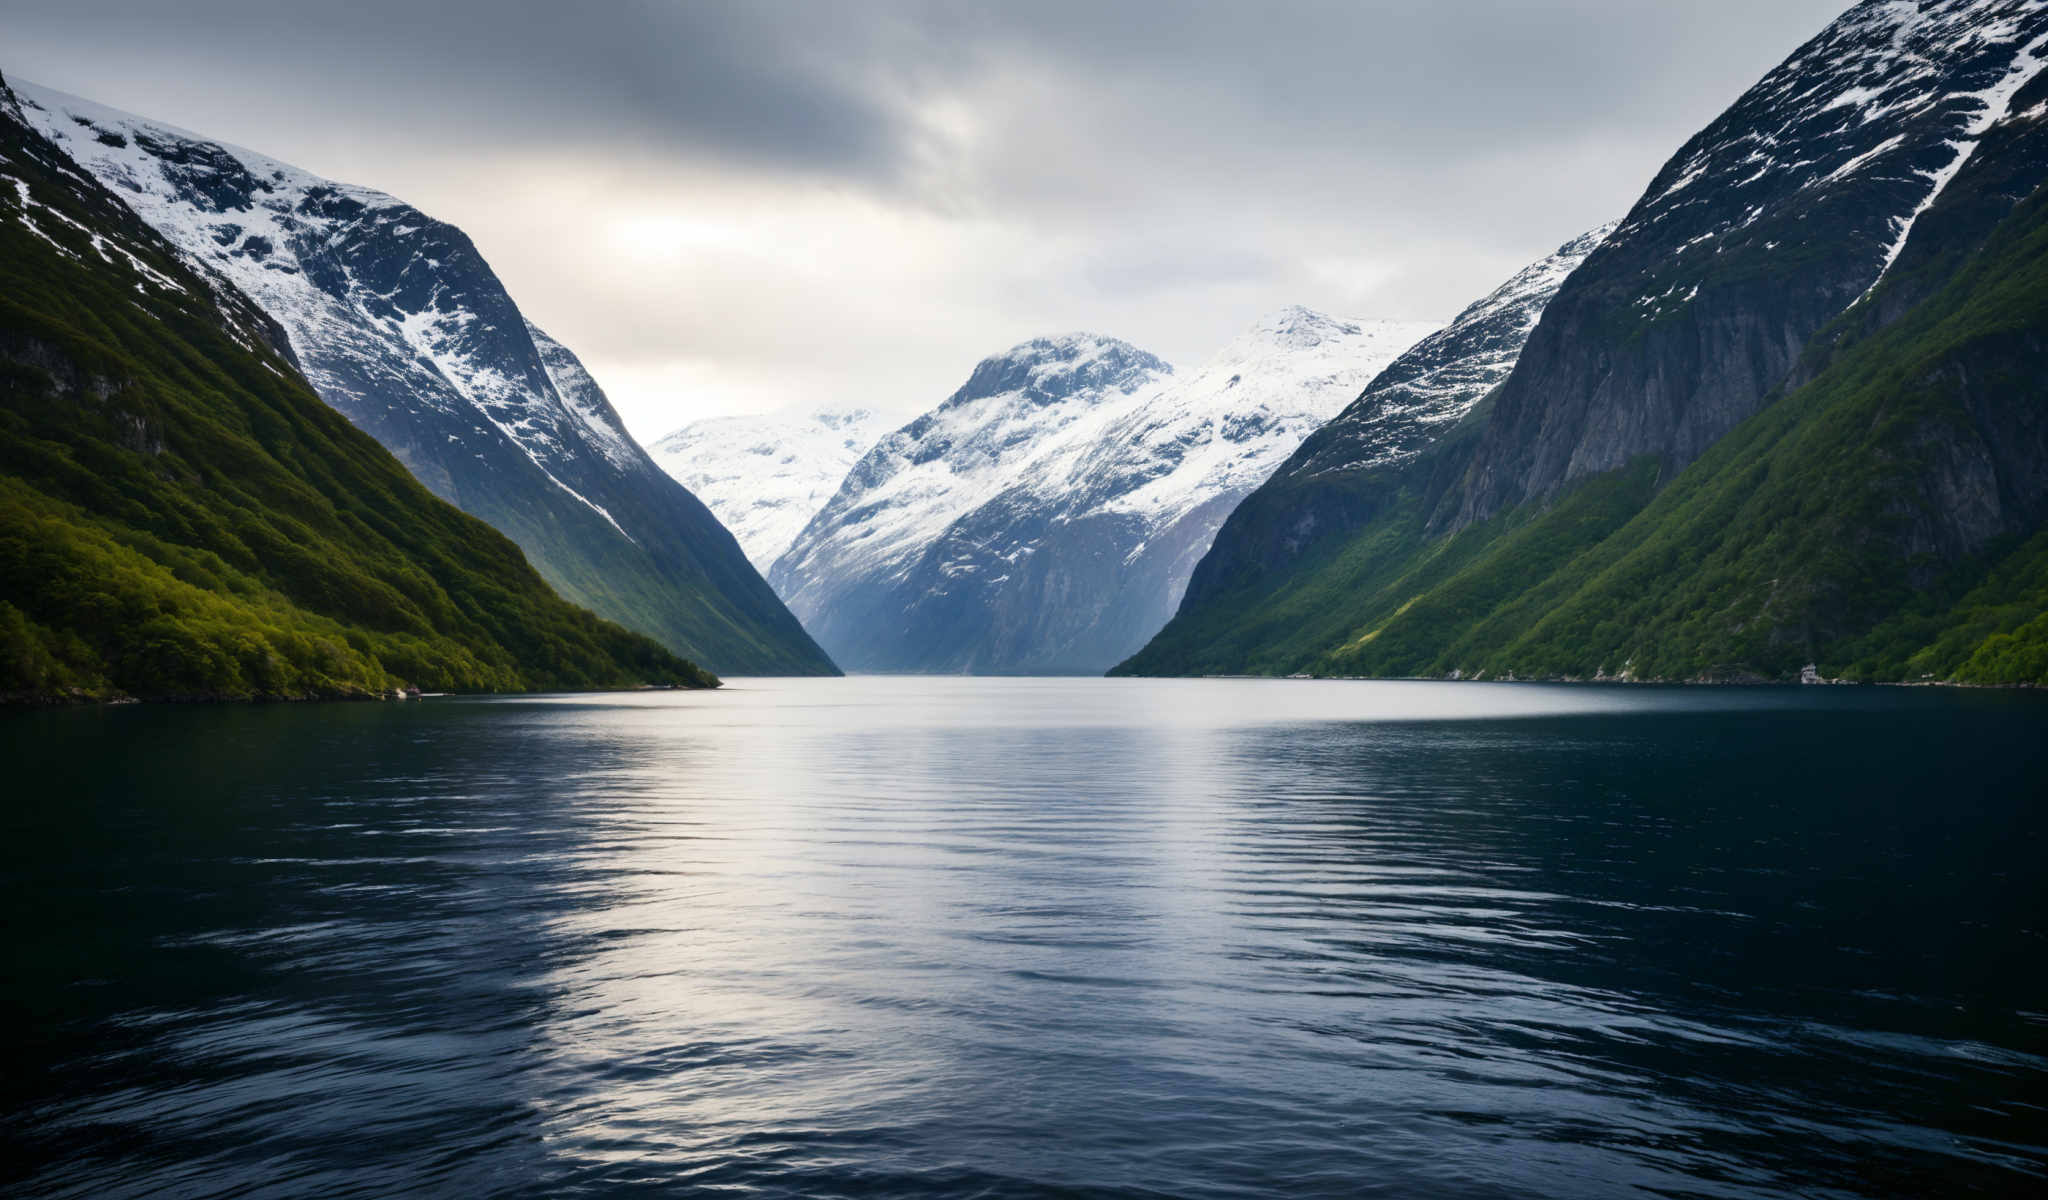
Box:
(3, 678, 2045, 1198)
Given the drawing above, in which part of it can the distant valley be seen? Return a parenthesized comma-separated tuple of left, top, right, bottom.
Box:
(759, 311, 1441, 673)
(5, 0, 2048, 697)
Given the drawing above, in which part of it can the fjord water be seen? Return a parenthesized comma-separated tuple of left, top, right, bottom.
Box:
(3, 680, 2044, 1198)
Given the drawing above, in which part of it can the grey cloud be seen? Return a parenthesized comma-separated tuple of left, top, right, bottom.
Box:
(0, 0, 1856, 434)
(3, 0, 923, 180)
(1, 0, 1848, 190)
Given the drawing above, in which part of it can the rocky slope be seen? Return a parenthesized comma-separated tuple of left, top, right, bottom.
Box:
(1456, 0, 2048, 528)
(1161, 226, 1613, 610)
(15, 81, 835, 676)
(1121, 0, 2048, 684)
(773, 312, 1436, 673)
(651, 408, 888, 574)
(0, 71, 715, 700)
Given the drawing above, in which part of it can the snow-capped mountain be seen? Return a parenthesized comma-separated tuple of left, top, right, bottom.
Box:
(16, 81, 835, 675)
(1062, 308, 1441, 531)
(1284, 225, 1616, 480)
(0, 85, 298, 374)
(651, 408, 889, 574)
(0, 69, 719, 695)
(1455, 0, 2048, 527)
(1125, 0, 2048, 682)
(770, 312, 1436, 673)
(1148, 226, 1614, 632)
(769, 333, 1173, 672)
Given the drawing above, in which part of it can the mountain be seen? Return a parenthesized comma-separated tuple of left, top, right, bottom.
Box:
(650, 407, 889, 573)
(0, 71, 715, 701)
(14, 81, 836, 676)
(1136, 224, 1614, 659)
(769, 334, 1172, 672)
(1119, 0, 2048, 685)
(1452, 0, 2048, 530)
(1274, 226, 1616, 482)
(772, 312, 1436, 673)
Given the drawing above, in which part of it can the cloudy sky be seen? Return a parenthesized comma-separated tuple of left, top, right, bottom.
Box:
(4, 0, 1849, 438)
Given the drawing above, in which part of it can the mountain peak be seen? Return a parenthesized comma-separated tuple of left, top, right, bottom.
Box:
(771, 302, 1436, 673)
(1226, 307, 1443, 365)
(946, 333, 1171, 410)
(1246, 305, 1362, 347)
(997, 331, 1156, 369)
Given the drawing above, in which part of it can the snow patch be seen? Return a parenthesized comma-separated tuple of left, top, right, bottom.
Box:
(1865, 27, 2048, 294)
(14, 77, 659, 546)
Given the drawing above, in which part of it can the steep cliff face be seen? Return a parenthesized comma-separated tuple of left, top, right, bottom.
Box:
(1454, 0, 2048, 528)
(0, 71, 714, 700)
(16, 81, 836, 675)
(1415, 94, 2048, 685)
(1121, 15, 2048, 685)
(1120, 0, 2048, 684)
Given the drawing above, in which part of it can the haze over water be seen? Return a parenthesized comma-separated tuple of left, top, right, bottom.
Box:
(4, 678, 2045, 1198)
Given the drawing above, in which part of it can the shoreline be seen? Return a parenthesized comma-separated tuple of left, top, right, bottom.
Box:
(11, 674, 2044, 708)
(0, 680, 719, 709)
(1164, 673, 2047, 690)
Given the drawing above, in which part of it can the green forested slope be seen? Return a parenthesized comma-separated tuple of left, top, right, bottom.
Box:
(0, 81, 716, 700)
(1120, 96, 2048, 685)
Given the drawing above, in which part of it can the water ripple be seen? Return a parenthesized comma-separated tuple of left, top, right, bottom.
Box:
(2, 678, 2044, 1197)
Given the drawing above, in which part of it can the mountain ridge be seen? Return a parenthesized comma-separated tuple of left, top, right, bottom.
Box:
(16, 79, 837, 676)
(0, 69, 717, 701)
(1118, 0, 2048, 686)
(1452, 0, 2048, 530)
(1144, 225, 1614, 638)
(773, 312, 1436, 673)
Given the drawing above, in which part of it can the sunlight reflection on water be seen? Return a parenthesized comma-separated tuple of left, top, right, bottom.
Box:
(4, 677, 2045, 1198)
